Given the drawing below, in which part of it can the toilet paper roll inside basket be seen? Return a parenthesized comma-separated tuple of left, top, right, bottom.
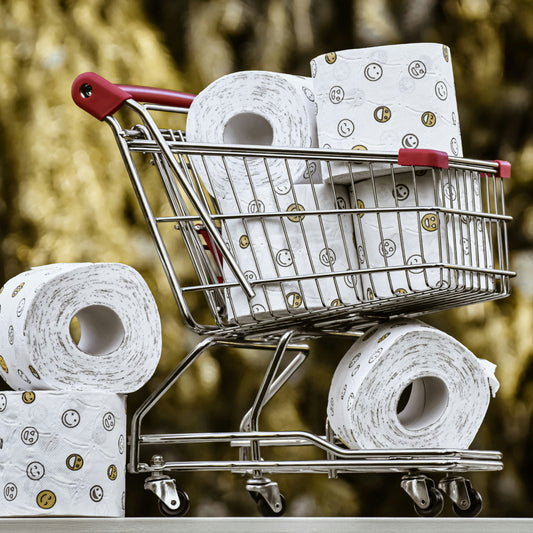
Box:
(219, 183, 361, 322)
(328, 318, 498, 449)
(186, 70, 321, 199)
(310, 43, 462, 183)
(0, 390, 126, 517)
(350, 169, 494, 301)
(0, 263, 161, 392)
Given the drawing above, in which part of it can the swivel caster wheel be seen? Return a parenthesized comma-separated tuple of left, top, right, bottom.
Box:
(144, 463, 190, 518)
(247, 477, 287, 517)
(413, 486, 444, 517)
(439, 477, 483, 517)
(401, 474, 444, 518)
(157, 488, 190, 517)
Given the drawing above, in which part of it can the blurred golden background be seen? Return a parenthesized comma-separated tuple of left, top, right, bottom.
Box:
(1, 0, 533, 518)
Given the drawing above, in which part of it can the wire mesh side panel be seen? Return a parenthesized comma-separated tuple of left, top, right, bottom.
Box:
(346, 164, 511, 316)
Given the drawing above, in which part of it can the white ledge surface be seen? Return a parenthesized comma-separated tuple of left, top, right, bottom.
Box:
(0, 518, 531, 533)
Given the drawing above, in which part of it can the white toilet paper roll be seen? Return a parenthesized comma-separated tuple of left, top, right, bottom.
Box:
(328, 319, 498, 449)
(186, 70, 321, 199)
(350, 170, 493, 300)
(0, 390, 126, 517)
(0, 263, 161, 392)
(311, 43, 462, 183)
(219, 184, 360, 322)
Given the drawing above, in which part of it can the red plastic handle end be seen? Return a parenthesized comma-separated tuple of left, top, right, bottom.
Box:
(494, 160, 511, 178)
(398, 148, 449, 169)
(72, 72, 132, 120)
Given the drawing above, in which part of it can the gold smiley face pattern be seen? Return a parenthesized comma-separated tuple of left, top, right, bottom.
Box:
(349, 169, 493, 302)
(0, 391, 126, 517)
(310, 43, 462, 185)
(218, 183, 361, 323)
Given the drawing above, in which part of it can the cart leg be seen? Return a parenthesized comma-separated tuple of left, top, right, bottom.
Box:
(401, 473, 444, 517)
(325, 418, 338, 479)
(438, 475, 483, 517)
(246, 477, 286, 517)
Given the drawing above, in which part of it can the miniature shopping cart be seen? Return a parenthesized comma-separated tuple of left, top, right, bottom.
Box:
(72, 72, 514, 518)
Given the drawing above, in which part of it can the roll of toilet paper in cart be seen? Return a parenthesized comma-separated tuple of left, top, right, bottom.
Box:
(328, 318, 498, 449)
(0, 262, 161, 392)
(186, 70, 321, 199)
(311, 43, 462, 183)
(350, 169, 493, 299)
(219, 183, 360, 322)
(0, 390, 126, 517)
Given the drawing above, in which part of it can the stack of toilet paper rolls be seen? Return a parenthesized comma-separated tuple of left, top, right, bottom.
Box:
(309, 43, 494, 304)
(185, 43, 492, 321)
(0, 262, 162, 517)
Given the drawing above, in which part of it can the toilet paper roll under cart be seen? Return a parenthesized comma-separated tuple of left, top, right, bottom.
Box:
(0, 262, 162, 392)
(328, 318, 499, 450)
(0, 391, 126, 517)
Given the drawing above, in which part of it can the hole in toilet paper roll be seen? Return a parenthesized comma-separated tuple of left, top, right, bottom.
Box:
(223, 113, 274, 146)
(69, 306, 125, 356)
(396, 377, 449, 430)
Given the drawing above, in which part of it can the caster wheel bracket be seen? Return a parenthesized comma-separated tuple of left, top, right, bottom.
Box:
(439, 476, 483, 517)
(144, 473, 182, 512)
(401, 474, 432, 509)
(438, 476, 471, 510)
(247, 478, 284, 515)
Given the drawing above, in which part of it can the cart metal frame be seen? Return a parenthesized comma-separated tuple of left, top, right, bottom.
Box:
(72, 72, 514, 517)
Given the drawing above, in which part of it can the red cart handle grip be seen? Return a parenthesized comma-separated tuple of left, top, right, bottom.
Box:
(72, 72, 195, 120)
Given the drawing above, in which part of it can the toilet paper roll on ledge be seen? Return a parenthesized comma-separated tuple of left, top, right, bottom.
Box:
(0, 390, 126, 517)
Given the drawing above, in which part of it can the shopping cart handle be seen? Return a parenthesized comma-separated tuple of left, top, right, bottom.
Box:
(72, 72, 195, 120)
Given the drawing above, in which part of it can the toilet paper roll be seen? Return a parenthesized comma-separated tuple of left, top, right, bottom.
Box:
(311, 43, 462, 183)
(0, 390, 126, 517)
(351, 169, 493, 300)
(186, 70, 321, 199)
(328, 319, 498, 449)
(219, 184, 360, 322)
(0, 263, 161, 392)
